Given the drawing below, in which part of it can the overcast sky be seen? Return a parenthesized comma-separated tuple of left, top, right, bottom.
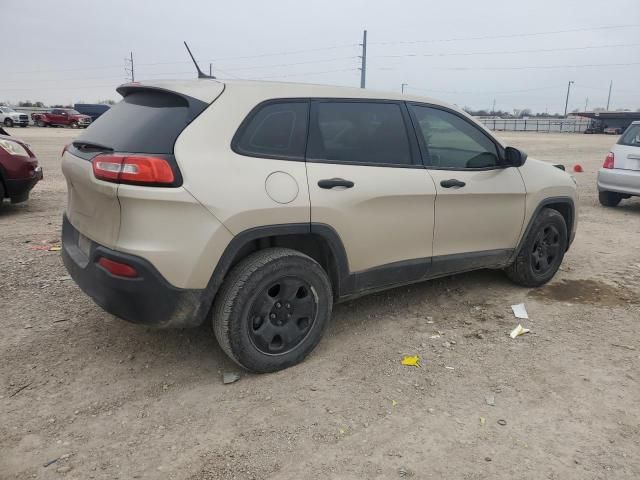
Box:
(2, 0, 639, 113)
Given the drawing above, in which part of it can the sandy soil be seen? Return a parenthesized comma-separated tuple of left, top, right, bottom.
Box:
(1, 127, 638, 480)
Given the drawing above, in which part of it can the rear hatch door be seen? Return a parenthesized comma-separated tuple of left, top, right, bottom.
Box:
(62, 82, 220, 247)
(613, 124, 640, 170)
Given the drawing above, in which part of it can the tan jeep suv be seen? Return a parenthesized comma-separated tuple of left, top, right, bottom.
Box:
(61, 79, 577, 372)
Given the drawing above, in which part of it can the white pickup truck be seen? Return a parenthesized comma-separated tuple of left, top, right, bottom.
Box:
(0, 106, 29, 127)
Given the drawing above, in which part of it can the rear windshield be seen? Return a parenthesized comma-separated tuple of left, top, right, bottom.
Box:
(75, 90, 207, 154)
(619, 125, 640, 147)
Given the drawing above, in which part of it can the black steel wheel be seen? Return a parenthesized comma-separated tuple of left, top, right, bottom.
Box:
(505, 208, 568, 287)
(4, 118, 13, 127)
(530, 224, 561, 276)
(213, 248, 332, 373)
(248, 276, 318, 355)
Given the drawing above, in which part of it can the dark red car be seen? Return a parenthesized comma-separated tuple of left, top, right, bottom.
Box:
(32, 108, 92, 129)
(0, 127, 43, 203)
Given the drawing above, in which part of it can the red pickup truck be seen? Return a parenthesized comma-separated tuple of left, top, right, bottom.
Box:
(32, 109, 92, 128)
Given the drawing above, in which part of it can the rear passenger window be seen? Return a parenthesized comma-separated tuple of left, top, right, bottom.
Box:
(308, 102, 412, 165)
(234, 101, 309, 160)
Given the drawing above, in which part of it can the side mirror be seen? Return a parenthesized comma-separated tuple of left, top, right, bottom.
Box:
(505, 146, 527, 167)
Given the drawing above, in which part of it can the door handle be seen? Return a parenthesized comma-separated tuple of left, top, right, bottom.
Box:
(318, 178, 355, 189)
(440, 179, 466, 188)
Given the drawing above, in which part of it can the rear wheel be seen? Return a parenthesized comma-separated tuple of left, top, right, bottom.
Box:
(212, 248, 333, 373)
(3, 118, 13, 127)
(505, 208, 568, 287)
(599, 191, 622, 207)
(36, 119, 47, 127)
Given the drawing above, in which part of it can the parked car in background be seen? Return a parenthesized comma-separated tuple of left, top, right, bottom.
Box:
(604, 127, 624, 135)
(74, 103, 111, 122)
(0, 130, 42, 203)
(32, 109, 92, 128)
(598, 121, 640, 206)
(0, 106, 29, 128)
(61, 79, 577, 373)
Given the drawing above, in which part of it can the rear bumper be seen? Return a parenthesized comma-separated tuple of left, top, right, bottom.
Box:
(597, 168, 640, 196)
(5, 166, 42, 202)
(61, 215, 206, 328)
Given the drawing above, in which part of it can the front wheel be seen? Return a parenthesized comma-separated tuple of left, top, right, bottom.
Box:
(3, 118, 13, 127)
(599, 191, 622, 207)
(36, 119, 47, 127)
(212, 248, 333, 373)
(505, 208, 568, 287)
(69, 121, 78, 129)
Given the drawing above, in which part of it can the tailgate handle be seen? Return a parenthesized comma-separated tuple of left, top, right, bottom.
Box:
(440, 179, 466, 189)
(318, 178, 354, 189)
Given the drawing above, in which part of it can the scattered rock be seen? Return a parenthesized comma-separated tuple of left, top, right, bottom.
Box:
(485, 457, 492, 462)
(398, 467, 413, 477)
(485, 395, 495, 406)
(56, 465, 72, 474)
(497, 419, 507, 426)
(222, 372, 240, 384)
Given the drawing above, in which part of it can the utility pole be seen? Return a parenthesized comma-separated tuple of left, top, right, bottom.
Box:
(209, 63, 213, 77)
(401, 83, 408, 94)
(563, 80, 574, 117)
(125, 52, 135, 82)
(606, 80, 613, 111)
(359, 29, 367, 89)
(584, 97, 589, 112)
(491, 99, 496, 114)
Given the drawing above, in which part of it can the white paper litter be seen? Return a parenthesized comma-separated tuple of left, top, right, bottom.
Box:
(511, 303, 529, 319)
(510, 324, 530, 339)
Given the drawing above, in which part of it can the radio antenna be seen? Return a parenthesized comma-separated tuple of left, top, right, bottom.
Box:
(184, 41, 215, 79)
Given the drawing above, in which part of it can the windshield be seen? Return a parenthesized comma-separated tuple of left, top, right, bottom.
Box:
(65, 109, 81, 115)
(1, 107, 16, 113)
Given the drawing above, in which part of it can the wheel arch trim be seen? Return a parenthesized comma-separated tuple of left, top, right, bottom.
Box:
(193, 223, 351, 326)
(510, 196, 576, 263)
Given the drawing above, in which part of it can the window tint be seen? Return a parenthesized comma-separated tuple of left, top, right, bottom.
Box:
(409, 105, 500, 169)
(619, 124, 640, 146)
(308, 102, 411, 165)
(235, 102, 309, 159)
(74, 90, 207, 154)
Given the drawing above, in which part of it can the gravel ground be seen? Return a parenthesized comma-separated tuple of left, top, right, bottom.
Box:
(1, 127, 638, 480)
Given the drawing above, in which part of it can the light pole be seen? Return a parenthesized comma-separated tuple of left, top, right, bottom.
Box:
(401, 83, 408, 94)
(564, 80, 574, 117)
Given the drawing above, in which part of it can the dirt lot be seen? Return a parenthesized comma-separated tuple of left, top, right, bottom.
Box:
(1, 127, 639, 480)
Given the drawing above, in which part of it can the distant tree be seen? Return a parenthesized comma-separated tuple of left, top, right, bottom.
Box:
(51, 104, 72, 108)
(34, 101, 46, 108)
(99, 99, 116, 105)
(519, 108, 532, 117)
(18, 101, 34, 107)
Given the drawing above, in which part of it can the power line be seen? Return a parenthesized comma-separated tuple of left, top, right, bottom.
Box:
(380, 62, 640, 71)
(217, 56, 357, 72)
(369, 24, 640, 46)
(374, 43, 640, 58)
(257, 67, 359, 80)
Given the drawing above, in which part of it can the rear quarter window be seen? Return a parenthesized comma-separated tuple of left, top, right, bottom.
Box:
(233, 101, 309, 160)
(619, 125, 640, 146)
(76, 90, 207, 154)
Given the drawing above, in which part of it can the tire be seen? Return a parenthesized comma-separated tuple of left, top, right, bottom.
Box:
(505, 208, 568, 287)
(599, 191, 622, 207)
(0, 180, 5, 202)
(20, 125, 27, 128)
(37, 119, 47, 127)
(4, 118, 13, 127)
(69, 121, 78, 129)
(212, 248, 333, 373)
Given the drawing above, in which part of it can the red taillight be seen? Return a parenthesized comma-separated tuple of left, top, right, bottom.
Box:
(97, 257, 138, 278)
(603, 152, 615, 169)
(92, 154, 175, 185)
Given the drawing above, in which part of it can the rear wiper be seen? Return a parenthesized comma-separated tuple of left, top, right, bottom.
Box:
(72, 140, 114, 152)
